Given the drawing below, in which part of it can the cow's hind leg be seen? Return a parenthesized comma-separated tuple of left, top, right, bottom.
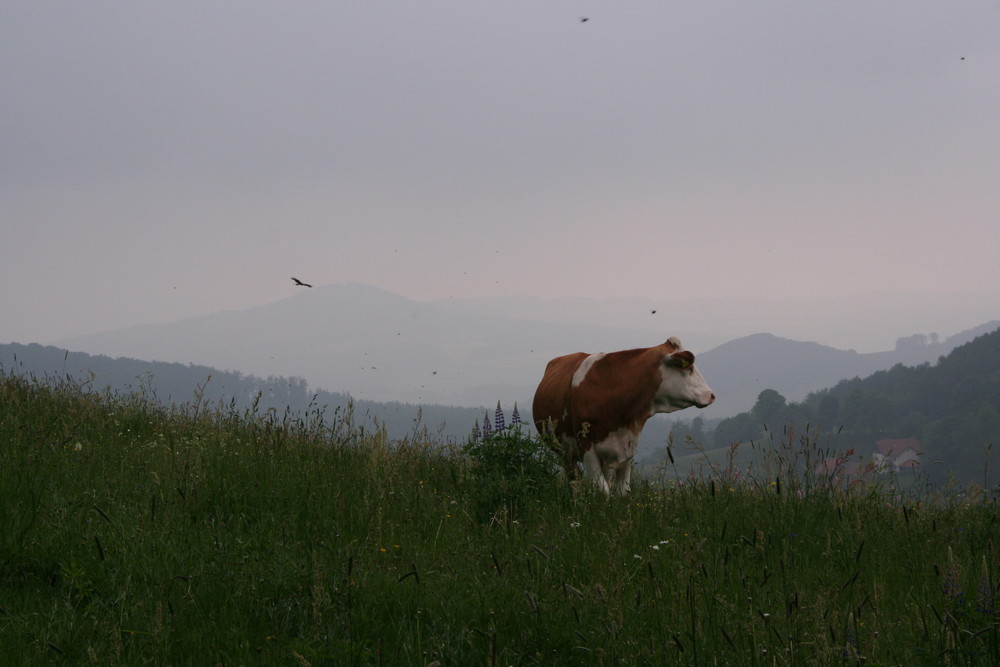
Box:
(555, 435, 584, 482)
(563, 457, 582, 481)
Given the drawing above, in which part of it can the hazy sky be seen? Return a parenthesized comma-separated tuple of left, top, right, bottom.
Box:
(3, 1, 999, 346)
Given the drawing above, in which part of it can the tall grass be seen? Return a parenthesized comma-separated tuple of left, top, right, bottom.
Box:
(1, 371, 998, 665)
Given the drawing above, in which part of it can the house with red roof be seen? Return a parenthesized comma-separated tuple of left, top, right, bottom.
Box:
(873, 438, 923, 472)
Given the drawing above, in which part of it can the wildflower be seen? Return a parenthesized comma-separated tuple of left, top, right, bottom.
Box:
(633, 554, 642, 560)
(570, 521, 581, 529)
(494, 401, 506, 431)
(843, 611, 859, 660)
(943, 546, 965, 609)
(481, 412, 493, 437)
(977, 555, 994, 616)
(511, 403, 522, 427)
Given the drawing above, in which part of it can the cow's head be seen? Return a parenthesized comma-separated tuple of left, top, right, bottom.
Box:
(654, 338, 715, 412)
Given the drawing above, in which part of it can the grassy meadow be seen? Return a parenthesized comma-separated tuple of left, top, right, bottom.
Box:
(2, 372, 999, 665)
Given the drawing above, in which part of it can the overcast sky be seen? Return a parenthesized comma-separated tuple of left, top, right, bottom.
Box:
(3, 1, 999, 348)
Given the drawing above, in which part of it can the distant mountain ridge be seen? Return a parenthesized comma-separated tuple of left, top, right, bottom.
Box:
(48, 282, 999, 418)
(0, 341, 486, 442)
(430, 291, 1000, 353)
(51, 282, 671, 410)
(708, 327, 1000, 487)
(695, 325, 1000, 418)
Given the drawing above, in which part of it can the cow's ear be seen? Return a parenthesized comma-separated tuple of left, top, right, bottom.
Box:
(666, 350, 695, 368)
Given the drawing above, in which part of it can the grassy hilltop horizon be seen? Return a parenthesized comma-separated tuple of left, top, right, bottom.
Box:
(2, 371, 999, 665)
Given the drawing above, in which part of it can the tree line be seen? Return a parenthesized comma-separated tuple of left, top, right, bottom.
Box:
(665, 327, 1000, 487)
(0, 343, 485, 442)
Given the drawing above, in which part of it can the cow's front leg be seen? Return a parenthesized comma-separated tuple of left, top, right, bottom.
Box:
(591, 428, 638, 496)
(581, 447, 612, 495)
(612, 458, 634, 495)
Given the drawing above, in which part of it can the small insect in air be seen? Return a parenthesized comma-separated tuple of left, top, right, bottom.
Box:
(291, 277, 312, 288)
(580, 17, 589, 23)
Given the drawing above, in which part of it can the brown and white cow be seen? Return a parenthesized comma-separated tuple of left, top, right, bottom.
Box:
(532, 337, 714, 495)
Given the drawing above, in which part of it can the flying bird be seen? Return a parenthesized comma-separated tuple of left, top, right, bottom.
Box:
(580, 17, 589, 22)
(291, 277, 312, 288)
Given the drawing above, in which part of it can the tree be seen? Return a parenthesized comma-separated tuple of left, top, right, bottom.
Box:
(714, 413, 756, 448)
(895, 333, 928, 350)
(752, 389, 787, 425)
(817, 394, 840, 427)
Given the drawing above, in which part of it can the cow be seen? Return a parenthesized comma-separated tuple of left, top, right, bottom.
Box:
(532, 337, 714, 495)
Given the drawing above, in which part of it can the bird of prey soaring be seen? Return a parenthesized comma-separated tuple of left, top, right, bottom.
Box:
(291, 277, 313, 288)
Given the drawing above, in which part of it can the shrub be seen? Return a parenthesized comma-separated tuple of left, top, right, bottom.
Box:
(463, 405, 562, 522)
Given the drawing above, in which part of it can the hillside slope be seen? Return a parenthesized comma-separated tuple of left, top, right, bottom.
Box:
(50, 283, 997, 418)
(695, 324, 998, 417)
(0, 342, 486, 442)
(708, 326, 1000, 486)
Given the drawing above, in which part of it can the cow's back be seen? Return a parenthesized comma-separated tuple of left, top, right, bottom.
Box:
(532, 352, 588, 436)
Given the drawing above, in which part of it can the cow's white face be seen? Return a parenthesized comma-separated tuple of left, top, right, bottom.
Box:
(653, 350, 715, 413)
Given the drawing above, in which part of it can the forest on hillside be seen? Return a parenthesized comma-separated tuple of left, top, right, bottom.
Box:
(665, 328, 1000, 487)
(0, 343, 486, 442)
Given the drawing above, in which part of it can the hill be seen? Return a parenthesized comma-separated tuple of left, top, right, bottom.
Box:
(3, 368, 999, 664)
(694, 324, 999, 418)
(51, 283, 655, 410)
(48, 282, 998, 419)
(0, 342, 485, 442)
(674, 326, 1000, 487)
(430, 291, 1000, 354)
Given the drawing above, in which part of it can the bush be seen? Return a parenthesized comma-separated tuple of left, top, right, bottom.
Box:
(462, 424, 562, 522)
